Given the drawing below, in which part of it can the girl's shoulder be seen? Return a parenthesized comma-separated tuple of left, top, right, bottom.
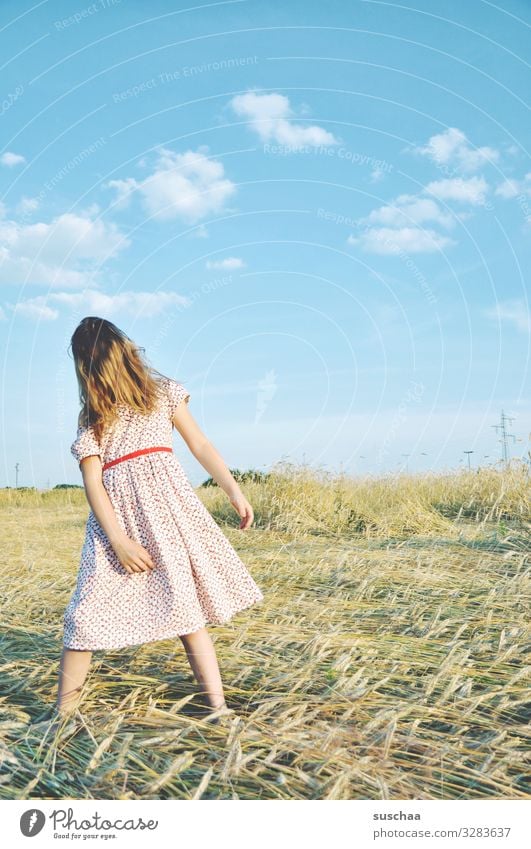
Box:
(157, 375, 191, 417)
(70, 420, 101, 466)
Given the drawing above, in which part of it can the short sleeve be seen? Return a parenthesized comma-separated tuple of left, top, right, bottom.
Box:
(166, 377, 191, 419)
(70, 424, 102, 466)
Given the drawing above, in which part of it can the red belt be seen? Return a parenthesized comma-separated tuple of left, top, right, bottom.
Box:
(102, 446, 173, 471)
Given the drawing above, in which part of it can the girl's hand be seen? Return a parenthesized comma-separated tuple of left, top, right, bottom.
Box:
(112, 534, 155, 574)
(229, 492, 254, 530)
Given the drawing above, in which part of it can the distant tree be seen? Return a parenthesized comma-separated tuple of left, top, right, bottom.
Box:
(200, 468, 270, 487)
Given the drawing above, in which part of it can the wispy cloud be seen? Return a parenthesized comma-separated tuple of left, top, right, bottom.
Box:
(9, 289, 190, 321)
(15, 196, 40, 215)
(495, 173, 531, 199)
(348, 227, 455, 254)
(370, 166, 386, 183)
(254, 369, 277, 424)
(193, 224, 209, 238)
(484, 298, 531, 333)
(205, 256, 245, 270)
(107, 146, 236, 223)
(229, 90, 338, 147)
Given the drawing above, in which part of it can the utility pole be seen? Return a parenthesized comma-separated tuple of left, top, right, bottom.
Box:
(401, 453, 410, 473)
(491, 410, 516, 467)
(463, 450, 474, 471)
(15, 462, 20, 488)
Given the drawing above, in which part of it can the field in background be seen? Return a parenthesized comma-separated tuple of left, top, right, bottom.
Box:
(1, 462, 529, 800)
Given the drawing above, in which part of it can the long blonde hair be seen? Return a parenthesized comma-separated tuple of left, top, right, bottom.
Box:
(69, 316, 170, 443)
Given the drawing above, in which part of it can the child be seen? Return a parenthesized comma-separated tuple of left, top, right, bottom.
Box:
(56, 316, 264, 723)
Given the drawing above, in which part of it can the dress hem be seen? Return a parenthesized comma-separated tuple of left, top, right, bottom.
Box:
(62, 596, 264, 652)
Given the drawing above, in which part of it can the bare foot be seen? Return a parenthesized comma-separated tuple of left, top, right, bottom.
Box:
(204, 704, 239, 726)
(28, 707, 79, 758)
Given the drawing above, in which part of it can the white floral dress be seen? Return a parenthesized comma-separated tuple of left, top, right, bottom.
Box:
(63, 376, 264, 650)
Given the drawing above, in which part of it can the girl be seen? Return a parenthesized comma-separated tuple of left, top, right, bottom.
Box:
(56, 316, 264, 723)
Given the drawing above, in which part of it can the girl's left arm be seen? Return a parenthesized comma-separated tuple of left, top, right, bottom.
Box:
(171, 402, 254, 530)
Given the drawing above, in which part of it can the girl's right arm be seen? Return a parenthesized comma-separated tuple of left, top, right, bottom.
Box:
(79, 456, 155, 575)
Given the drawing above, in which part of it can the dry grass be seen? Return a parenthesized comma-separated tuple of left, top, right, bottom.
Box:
(0, 462, 529, 800)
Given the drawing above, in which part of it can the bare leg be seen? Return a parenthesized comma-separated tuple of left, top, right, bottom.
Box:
(55, 647, 92, 715)
(179, 627, 227, 710)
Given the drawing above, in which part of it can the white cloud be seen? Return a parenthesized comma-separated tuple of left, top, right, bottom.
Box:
(425, 176, 489, 205)
(412, 127, 499, 173)
(107, 147, 236, 223)
(351, 191, 459, 254)
(360, 193, 454, 229)
(484, 298, 531, 333)
(370, 167, 386, 183)
(348, 227, 455, 254)
(106, 177, 138, 210)
(9, 289, 191, 321)
(205, 257, 245, 270)
(16, 196, 40, 216)
(350, 130, 497, 255)
(494, 179, 520, 199)
(351, 163, 490, 256)
(495, 173, 531, 199)
(12, 300, 59, 320)
(1, 151, 26, 167)
(0, 211, 130, 288)
(229, 90, 338, 147)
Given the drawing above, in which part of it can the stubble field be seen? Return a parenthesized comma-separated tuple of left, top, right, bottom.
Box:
(1, 462, 529, 800)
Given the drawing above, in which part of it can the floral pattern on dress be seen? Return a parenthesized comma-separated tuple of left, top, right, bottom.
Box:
(63, 376, 264, 650)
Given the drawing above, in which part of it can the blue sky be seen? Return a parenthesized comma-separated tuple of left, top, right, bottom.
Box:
(1, 0, 530, 487)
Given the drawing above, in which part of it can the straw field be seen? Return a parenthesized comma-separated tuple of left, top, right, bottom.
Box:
(1, 461, 529, 800)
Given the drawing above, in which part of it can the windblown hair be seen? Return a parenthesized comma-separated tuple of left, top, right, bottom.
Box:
(69, 316, 169, 443)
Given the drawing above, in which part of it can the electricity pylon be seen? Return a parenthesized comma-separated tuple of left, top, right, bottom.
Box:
(491, 410, 516, 467)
